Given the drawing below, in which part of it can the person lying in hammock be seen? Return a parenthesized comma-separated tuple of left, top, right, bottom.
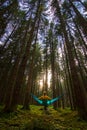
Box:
(38, 91, 51, 110)
(31, 91, 63, 111)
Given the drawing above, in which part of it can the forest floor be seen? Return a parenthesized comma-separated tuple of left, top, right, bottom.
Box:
(0, 105, 87, 130)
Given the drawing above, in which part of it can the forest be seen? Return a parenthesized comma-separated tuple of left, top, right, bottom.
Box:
(0, 0, 87, 130)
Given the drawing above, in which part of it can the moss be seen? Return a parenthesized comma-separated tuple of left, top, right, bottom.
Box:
(0, 105, 87, 130)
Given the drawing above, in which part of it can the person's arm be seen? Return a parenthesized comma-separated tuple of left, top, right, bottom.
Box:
(45, 96, 51, 100)
(38, 96, 44, 100)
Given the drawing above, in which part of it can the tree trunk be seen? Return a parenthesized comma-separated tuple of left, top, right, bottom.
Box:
(23, 22, 39, 109)
(50, 29, 57, 109)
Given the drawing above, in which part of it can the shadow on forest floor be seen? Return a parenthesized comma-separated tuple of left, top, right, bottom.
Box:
(0, 105, 87, 130)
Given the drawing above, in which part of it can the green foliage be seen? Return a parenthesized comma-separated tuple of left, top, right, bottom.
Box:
(0, 105, 87, 130)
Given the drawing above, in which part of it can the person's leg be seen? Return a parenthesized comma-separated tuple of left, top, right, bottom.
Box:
(44, 105, 48, 110)
(44, 105, 50, 114)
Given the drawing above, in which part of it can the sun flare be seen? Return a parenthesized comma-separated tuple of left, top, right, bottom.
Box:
(47, 72, 51, 88)
(39, 70, 51, 89)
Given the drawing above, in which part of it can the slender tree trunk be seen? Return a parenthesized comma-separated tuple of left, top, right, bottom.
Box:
(23, 19, 40, 109)
(45, 42, 48, 93)
(50, 36, 57, 109)
(60, 42, 74, 109)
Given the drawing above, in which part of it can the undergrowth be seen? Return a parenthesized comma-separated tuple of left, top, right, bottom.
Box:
(0, 105, 87, 130)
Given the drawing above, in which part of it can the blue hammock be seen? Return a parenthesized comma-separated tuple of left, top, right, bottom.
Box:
(31, 94, 63, 106)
